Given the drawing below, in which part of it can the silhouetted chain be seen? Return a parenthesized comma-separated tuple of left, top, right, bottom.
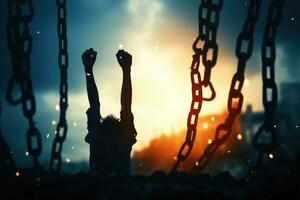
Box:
(191, 0, 262, 174)
(198, 0, 223, 100)
(170, 0, 223, 174)
(0, 100, 16, 173)
(6, 0, 42, 167)
(50, 0, 69, 172)
(6, 0, 22, 105)
(252, 0, 285, 171)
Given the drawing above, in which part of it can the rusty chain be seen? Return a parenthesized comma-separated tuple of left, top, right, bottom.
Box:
(191, 0, 262, 174)
(50, 0, 69, 172)
(252, 0, 285, 171)
(6, 0, 42, 167)
(170, 0, 223, 174)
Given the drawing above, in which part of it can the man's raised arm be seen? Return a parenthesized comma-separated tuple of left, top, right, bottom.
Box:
(82, 48, 101, 119)
(116, 50, 132, 116)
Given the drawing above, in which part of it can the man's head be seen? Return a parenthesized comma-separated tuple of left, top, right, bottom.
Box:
(100, 115, 122, 134)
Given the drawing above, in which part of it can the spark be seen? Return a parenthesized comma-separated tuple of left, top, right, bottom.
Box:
(173, 156, 177, 161)
(46, 133, 50, 139)
(211, 116, 216, 122)
(36, 30, 40, 34)
(25, 151, 29, 156)
(296, 125, 299, 128)
(269, 154, 274, 159)
(118, 44, 123, 49)
(73, 122, 77, 127)
(244, 79, 250, 87)
(86, 73, 91, 76)
(203, 122, 209, 129)
(291, 17, 295, 21)
(55, 104, 60, 111)
(208, 139, 212, 144)
(273, 124, 277, 128)
(195, 161, 199, 166)
(16, 172, 20, 177)
(51, 120, 57, 126)
(71, 146, 75, 150)
(227, 150, 231, 154)
(237, 134, 243, 140)
(65, 158, 71, 163)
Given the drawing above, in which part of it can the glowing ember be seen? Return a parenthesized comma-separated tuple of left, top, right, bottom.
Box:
(173, 156, 177, 161)
(55, 104, 60, 111)
(195, 161, 199, 166)
(237, 134, 243, 140)
(244, 79, 250, 87)
(15, 172, 20, 177)
(208, 139, 212, 144)
(211, 116, 215, 122)
(227, 150, 231, 154)
(269, 154, 274, 159)
(203, 122, 209, 129)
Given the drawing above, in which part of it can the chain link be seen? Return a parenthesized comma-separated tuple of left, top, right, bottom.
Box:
(50, 0, 69, 172)
(6, 0, 42, 167)
(252, 0, 285, 170)
(170, 0, 222, 174)
(191, 0, 262, 174)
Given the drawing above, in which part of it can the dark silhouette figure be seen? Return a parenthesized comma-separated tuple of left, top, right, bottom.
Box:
(82, 48, 137, 176)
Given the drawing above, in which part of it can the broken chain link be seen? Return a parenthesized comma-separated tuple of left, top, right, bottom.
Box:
(170, 0, 223, 174)
(191, 0, 262, 174)
(50, 0, 69, 172)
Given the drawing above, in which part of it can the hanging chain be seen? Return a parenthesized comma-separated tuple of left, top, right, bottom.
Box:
(6, 0, 42, 167)
(252, 0, 285, 171)
(170, 0, 223, 174)
(50, 0, 69, 172)
(6, 0, 22, 105)
(200, 0, 223, 101)
(192, 0, 262, 174)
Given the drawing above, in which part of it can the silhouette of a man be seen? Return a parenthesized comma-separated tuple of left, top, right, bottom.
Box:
(82, 48, 137, 175)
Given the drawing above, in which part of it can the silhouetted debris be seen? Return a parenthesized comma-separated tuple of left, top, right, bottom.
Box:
(1, 161, 300, 200)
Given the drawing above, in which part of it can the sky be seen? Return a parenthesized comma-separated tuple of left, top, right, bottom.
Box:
(0, 0, 299, 169)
